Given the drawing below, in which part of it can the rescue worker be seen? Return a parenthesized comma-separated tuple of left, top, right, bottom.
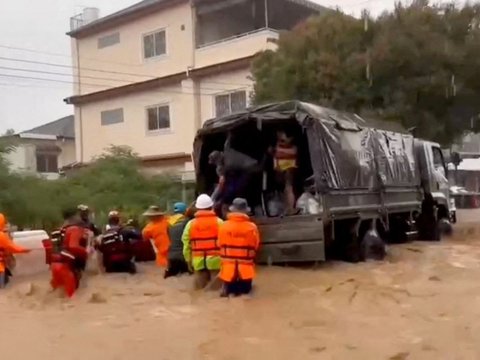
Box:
(0, 213, 30, 288)
(218, 198, 260, 297)
(50, 208, 89, 298)
(182, 194, 223, 289)
(78, 204, 101, 237)
(164, 202, 190, 279)
(271, 130, 298, 215)
(98, 211, 140, 274)
(142, 205, 170, 267)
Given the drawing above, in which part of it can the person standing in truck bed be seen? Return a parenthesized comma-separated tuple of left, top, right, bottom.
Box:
(271, 130, 298, 215)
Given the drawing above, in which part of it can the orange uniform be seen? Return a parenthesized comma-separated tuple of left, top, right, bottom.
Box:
(0, 213, 29, 273)
(218, 212, 260, 282)
(142, 218, 170, 267)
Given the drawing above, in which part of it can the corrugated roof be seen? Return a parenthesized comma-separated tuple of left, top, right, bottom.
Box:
(22, 115, 75, 139)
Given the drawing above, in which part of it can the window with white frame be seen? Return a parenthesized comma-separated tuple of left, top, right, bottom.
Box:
(143, 29, 166, 59)
(215, 90, 247, 117)
(147, 104, 171, 132)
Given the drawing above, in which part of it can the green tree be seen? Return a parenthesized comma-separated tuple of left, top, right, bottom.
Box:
(252, 1, 480, 145)
(0, 145, 186, 231)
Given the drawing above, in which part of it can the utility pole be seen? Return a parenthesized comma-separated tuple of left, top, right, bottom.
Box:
(362, 9, 372, 87)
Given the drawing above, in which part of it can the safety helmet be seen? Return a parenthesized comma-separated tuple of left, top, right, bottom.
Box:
(173, 202, 187, 214)
(108, 210, 120, 218)
(77, 204, 89, 212)
(195, 194, 214, 210)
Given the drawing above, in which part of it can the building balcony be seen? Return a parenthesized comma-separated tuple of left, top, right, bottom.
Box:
(195, 28, 279, 69)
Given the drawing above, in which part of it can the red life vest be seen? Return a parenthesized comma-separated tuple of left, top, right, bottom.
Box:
(50, 225, 86, 266)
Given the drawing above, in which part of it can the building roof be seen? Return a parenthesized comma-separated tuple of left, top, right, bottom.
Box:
(21, 115, 75, 139)
(68, 0, 326, 38)
(68, 0, 186, 38)
(65, 55, 255, 105)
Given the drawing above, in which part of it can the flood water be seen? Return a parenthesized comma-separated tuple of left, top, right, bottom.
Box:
(2, 216, 480, 359)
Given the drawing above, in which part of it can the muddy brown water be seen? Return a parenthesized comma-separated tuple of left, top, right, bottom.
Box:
(2, 211, 480, 359)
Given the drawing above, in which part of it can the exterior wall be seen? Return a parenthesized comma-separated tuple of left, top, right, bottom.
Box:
(78, 84, 196, 162)
(199, 68, 254, 123)
(5, 145, 28, 172)
(58, 140, 77, 168)
(71, 2, 281, 172)
(6, 139, 76, 180)
(77, 68, 254, 163)
(195, 29, 278, 69)
(74, 3, 194, 95)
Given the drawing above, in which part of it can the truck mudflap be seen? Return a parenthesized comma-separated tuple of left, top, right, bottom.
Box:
(255, 215, 325, 264)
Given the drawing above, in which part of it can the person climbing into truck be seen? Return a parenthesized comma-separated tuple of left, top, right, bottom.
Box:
(50, 208, 89, 298)
(271, 130, 298, 215)
(218, 198, 260, 297)
(0, 213, 31, 288)
(98, 211, 140, 274)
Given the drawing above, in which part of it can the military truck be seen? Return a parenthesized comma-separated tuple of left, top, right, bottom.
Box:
(193, 101, 452, 263)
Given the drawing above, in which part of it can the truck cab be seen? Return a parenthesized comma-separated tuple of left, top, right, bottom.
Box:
(415, 140, 453, 222)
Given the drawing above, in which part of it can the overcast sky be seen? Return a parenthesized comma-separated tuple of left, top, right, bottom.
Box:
(0, 0, 400, 134)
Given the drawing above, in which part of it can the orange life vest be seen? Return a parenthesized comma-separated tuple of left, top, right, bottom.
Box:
(218, 213, 260, 282)
(0, 247, 5, 266)
(220, 236, 256, 264)
(189, 210, 220, 258)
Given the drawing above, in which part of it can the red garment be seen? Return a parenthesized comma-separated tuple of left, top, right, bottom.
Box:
(50, 225, 87, 298)
(50, 263, 78, 298)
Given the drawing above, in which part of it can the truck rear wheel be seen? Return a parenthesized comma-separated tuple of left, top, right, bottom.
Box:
(343, 219, 386, 263)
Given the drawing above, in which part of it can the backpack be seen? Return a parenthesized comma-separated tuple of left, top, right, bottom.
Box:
(100, 227, 131, 262)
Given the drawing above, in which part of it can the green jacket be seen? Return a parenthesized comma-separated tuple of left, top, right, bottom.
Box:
(182, 217, 223, 271)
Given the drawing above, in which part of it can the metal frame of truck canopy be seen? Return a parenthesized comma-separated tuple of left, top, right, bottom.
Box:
(194, 101, 423, 263)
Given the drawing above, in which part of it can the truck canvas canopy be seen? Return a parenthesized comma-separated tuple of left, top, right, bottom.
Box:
(194, 100, 419, 193)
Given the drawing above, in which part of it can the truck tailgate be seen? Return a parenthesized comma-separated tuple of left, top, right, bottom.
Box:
(255, 215, 325, 264)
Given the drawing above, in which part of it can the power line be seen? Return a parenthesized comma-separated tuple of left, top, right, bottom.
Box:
(0, 65, 251, 93)
(0, 44, 146, 68)
(0, 65, 132, 84)
(0, 73, 248, 97)
(0, 81, 69, 90)
(0, 55, 152, 79)
(0, 49, 253, 87)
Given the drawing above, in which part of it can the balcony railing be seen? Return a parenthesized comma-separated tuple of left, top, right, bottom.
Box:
(196, 27, 279, 49)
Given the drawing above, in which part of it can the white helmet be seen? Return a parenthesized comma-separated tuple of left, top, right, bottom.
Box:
(108, 210, 119, 218)
(195, 194, 214, 210)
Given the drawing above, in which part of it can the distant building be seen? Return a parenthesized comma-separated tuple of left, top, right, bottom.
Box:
(65, 0, 326, 175)
(5, 116, 76, 180)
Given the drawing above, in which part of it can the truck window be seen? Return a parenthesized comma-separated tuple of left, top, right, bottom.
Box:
(432, 147, 447, 176)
